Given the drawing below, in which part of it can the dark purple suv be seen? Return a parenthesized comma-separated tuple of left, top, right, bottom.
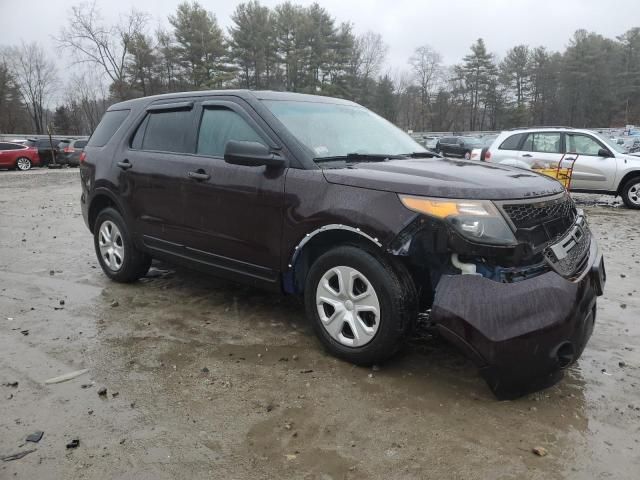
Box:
(80, 90, 605, 398)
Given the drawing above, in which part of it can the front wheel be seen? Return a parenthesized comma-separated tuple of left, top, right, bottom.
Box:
(304, 246, 416, 366)
(16, 157, 32, 171)
(94, 207, 151, 282)
(621, 177, 640, 209)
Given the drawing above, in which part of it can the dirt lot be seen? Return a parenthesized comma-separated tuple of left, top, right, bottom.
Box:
(1, 169, 639, 479)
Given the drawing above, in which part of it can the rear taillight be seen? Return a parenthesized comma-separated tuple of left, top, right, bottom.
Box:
(64, 146, 75, 153)
(484, 150, 492, 161)
(79, 152, 86, 163)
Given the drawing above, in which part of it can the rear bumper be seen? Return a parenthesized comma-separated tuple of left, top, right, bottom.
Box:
(431, 237, 604, 399)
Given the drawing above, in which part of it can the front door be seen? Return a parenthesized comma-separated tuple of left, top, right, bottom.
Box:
(564, 132, 617, 191)
(179, 98, 287, 283)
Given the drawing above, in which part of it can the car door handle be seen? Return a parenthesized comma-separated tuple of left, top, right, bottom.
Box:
(188, 170, 210, 181)
(522, 154, 533, 158)
(117, 160, 132, 170)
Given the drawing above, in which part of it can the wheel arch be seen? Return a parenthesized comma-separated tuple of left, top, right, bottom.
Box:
(617, 170, 640, 195)
(283, 225, 383, 294)
(88, 190, 125, 233)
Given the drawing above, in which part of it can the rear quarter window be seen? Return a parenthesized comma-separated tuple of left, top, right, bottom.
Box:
(499, 133, 525, 150)
(88, 109, 131, 147)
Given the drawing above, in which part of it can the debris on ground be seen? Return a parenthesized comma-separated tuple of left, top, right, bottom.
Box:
(2, 449, 37, 462)
(110, 300, 119, 308)
(3, 381, 19, 387)
(26, 431, 44, 443)
(97, 386, 107, 396)
(532, 446, 548, 457)
(20, 329, 29, 336)
(66, 439, 80, 449)
(44, 369, 89, 385)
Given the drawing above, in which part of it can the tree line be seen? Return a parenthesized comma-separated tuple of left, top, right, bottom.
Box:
(1, 0, 640, 135)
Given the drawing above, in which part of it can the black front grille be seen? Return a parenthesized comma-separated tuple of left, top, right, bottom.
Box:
(501, 195, 577, 249)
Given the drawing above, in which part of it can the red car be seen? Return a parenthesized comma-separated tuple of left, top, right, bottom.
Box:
(0, 142, 41, 171)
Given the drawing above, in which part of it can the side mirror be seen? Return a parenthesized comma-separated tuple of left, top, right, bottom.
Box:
(598, 148, 612, 158)
(224, 140, 285, 168)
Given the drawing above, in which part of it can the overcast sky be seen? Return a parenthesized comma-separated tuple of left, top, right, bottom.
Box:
(1, 0, 638, 78)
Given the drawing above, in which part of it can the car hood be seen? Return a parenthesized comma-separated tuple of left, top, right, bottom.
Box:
(322, 158, 565, 200)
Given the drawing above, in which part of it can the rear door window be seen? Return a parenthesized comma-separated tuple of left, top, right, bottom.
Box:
(0, 143, 22, 150)
(140, 109, 193, 153)
(196, 108, 265, 157)
(521, 133, 561, 153)
(88, 109, 130, 147)
(75, 140, 88, 149)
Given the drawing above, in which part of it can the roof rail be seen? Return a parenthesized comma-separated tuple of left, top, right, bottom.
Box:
(506, 126, 576, 131)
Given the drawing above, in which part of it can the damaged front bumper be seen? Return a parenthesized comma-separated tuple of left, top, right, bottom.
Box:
(430, 235, 605, 399)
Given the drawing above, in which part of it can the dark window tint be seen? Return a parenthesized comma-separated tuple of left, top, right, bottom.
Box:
(74, 140, 88, 148)
(25, 140, 37, 147)
(142, 110, 192, 153)
(88, 109, 130, 147)
(499, 133, 525, 150)
(197, 108, 265, 157)
(131, 115, 149, 150)
(0, 143, 22, 150)
(440, 137, 454, 144)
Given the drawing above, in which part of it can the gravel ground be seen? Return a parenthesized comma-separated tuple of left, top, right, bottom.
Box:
(1, 169, 639, 479)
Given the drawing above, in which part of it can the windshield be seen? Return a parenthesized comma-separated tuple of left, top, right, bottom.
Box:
(592, 131, 626, 154)
(263, 100, 426, 161)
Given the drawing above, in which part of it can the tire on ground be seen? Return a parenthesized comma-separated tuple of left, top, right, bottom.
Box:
(93, 207, 151, 283)
(621, 176, 640, 209)
(304, 245, 417, 366)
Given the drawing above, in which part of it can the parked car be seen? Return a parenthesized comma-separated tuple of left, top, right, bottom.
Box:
(485, 127, 640, 208)
(81, 91, 604, 398)
(469, 135, 499, 161)
(421, 135, 439, 150)
(25, 138, 61, 165)
(0, 142, 41, 171)
(57, 139, 88, 167)
(435, 136, 483, 159)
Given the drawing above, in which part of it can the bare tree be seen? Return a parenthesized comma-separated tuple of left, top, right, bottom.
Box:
(409, 45, 442, 130)
(350, 31, 388, 104)
(65, 70, 110, 134)
(4, 42, 58, 134)
(55, 1, 148, 100)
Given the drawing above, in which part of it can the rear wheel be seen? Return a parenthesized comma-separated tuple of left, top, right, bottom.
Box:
(94, 208, 151, 282)
(621, 177, 640, 209)
(16, 157, 32, 171)
(304, 246, 416, 366)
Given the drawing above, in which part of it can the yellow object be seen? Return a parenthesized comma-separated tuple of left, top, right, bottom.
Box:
(537, 168, 572, 188)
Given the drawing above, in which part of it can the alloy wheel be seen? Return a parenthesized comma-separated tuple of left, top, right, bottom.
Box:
(316, 266, 381, 347)
(628, 182, 640, 207)
(98, 220, 125, 271)
(16, 158, 31, 171)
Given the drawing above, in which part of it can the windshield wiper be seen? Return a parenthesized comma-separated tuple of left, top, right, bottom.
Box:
(403, 151, 441, 158)
(314, 153, 406, 163)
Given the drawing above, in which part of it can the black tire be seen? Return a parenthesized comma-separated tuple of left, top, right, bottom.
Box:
(94, 207, 151, 283)
(620, 176, 640, 209)
(304, 245, 417, 366)
(16, 157, 32, 171)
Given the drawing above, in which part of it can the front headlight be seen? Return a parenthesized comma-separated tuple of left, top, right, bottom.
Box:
(398, 195, 517, 246)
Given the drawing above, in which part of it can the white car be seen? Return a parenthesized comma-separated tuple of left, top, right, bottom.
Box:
(485, 127, 640, 209)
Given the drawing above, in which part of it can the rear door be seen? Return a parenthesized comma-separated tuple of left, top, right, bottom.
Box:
(179, 98, 287, 282)
(519, 131, 563, 170)
(0, 142, 21, 167)
(564, 132, 617, 191)
(121, 100, 199, 247)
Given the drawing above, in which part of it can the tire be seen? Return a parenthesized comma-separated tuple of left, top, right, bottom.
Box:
(16, 157, 32, 171)
(621, 177, 640, 209)
(304, 245, 417, 366)
(94, 207, 151, 283)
